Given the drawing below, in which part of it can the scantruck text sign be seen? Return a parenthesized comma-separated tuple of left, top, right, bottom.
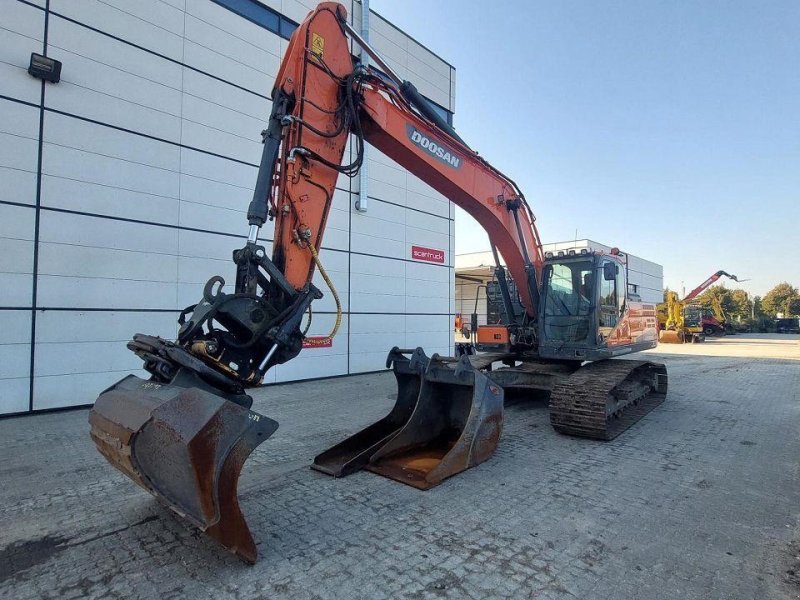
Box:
(411, 245, 445, 264)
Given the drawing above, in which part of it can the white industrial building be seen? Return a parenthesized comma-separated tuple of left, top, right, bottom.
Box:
(0, 0, 456, 415)
(455, 240, 664, 338)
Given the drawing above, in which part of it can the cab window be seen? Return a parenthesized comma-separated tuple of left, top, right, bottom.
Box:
(542, 260, 593, 343)
(550, 264, 573, 294)
(599, 262, 618, 332)
(616, 263, 627, 309)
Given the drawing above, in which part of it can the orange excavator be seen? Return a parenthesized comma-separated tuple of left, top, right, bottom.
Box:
(89, 3, 667, 564)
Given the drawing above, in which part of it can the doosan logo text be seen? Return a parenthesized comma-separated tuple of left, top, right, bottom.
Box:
(406, 125, 461, 169)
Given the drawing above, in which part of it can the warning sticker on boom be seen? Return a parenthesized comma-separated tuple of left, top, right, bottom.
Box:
(311, 33, 325, 59)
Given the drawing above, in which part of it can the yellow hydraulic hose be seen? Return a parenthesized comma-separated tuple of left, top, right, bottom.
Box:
(307, 241, 342, 343)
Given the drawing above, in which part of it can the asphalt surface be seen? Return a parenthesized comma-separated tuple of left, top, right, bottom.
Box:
(1, 334, 799, 599)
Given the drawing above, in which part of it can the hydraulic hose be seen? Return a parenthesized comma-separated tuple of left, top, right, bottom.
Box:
(307, 241, 342, 343)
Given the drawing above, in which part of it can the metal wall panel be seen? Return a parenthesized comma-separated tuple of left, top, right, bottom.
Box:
(1, 0, 455, 414)
(0, 203, 35, 307)
(0, 310, 32, 414)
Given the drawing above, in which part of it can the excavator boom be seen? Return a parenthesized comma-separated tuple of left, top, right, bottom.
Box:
(683, 270, 744, 301)
(89, 2, 667, 563)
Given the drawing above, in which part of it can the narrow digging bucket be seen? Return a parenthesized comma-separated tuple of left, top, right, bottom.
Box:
(89, 370, 277, 564)
(312, 347, 429, 477)
(366, 354, 504, 490)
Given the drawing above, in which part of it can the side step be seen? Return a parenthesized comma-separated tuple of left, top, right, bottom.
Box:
(312, 348, 504, 489)
(549, 360, 668, 440)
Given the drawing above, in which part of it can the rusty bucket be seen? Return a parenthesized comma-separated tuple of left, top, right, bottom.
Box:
(658, 329, 684, 344)
(89, 370, 277, 564)
(312, 347, 429, 477)
(312, 351, 504, 490)
(366, 354, 504, 490)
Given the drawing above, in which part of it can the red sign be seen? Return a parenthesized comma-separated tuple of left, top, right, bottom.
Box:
(303, 337, 332, 349)
(411, 245, 445, 264)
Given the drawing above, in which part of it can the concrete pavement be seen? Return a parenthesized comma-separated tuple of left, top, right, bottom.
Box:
(1, 334, 799, 599)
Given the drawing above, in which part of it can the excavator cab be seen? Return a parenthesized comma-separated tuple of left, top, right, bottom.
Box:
(474, 249, 657, 361)
(538, 250, 658, 361)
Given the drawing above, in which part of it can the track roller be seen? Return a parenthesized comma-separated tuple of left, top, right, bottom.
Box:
(549, 360, 667, 440)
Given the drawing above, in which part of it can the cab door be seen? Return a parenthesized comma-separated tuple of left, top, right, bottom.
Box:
(599, 260, 632, 346)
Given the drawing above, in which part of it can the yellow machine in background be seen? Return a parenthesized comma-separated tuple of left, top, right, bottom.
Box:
(700, 296, 733, 336)
(658, 291, 704, 343)
(657, 270, 745, 343)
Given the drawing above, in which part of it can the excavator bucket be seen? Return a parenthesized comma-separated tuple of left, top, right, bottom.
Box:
(659, 329, 684, 344)
(314, 350, 504, 490)
(88, 370, 277, 564)
(312, 348, 430, 477)
(366, 354, 504, 489)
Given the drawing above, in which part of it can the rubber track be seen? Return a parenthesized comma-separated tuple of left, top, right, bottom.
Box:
(549, 360, 668, 440)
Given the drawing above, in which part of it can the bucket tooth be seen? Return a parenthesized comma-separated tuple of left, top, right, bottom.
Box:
(312, 347, 429, 477)
(366, 354, 504, 490)
(89, 370, 278, 564)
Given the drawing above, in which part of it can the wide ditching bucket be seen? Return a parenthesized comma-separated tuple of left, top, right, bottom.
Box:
(313, 349, 504, 490)
(89, 369, 277, 564)
(312, 347, 430, 477)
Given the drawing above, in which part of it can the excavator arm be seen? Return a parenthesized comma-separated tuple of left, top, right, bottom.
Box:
(258, 2, 543, 315)
(135, 3, 543, 390)
(357, 82, 543, 317)
(254, 1, 543, 354)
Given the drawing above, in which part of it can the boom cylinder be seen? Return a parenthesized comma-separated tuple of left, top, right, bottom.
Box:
(247, 90, 293, 227)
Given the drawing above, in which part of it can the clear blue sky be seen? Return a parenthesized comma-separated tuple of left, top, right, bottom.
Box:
(371, 0, 799, 297)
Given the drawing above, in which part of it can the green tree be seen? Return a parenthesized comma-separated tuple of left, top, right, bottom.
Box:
(696, 285, 734, 318)
(762, 283, 800, 316)
(729, 289, 753, 321)
(789, 297, 800, 317)
(753, 295, 764, 317)
(749, 295, 773, 331)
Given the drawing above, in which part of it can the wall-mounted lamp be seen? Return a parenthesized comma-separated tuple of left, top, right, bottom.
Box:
(28, 53, 61, 83)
